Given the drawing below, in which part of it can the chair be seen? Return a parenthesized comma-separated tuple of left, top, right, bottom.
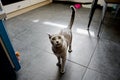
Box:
(87, 0, 120, 37)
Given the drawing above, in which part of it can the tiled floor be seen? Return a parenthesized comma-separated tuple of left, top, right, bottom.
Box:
(5, 2, 120, 80)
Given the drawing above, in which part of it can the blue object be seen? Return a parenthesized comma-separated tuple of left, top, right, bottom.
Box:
(0, 20, 21, 71)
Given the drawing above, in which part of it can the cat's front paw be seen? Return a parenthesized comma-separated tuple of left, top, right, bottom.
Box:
(60, 69, 65, 74)
(68, 49, 72, 53)
(56, 63, 61, 67)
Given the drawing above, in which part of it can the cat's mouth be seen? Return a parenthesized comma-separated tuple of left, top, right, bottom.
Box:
(56, 43, 62, 47)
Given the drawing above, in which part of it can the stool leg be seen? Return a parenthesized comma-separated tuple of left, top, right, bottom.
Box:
(87, 0, 98, 30)
(115, 5, 120, 17)
(97, 2, 107, 37)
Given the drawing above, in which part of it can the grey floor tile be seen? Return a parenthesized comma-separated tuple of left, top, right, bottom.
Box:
(11, 38, 26, 51)
(5, 18, 32, 39)
(101, 18, 120, 44)
(17, 46, 58, 80)
(60, 61, 86, 80)
(88, 39, 120, 80)
(82, 68, 115, 80)
(67, 33, 98, 66)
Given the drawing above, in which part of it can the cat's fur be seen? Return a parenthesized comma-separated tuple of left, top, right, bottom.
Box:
(48, 5, 76, 73)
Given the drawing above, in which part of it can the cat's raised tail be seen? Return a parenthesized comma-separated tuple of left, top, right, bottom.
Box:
(68, 5, 76, 29)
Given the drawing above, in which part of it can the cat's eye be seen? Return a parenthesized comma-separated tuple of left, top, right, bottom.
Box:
(58, 36, 61, 39)
(52, 37, 56, 40)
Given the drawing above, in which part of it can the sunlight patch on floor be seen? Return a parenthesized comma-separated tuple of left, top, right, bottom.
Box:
(43, 21, 95, 37)
(76, 28, 95, 37)
(32, 19, 40, 23)
(43, 21, 67, 28)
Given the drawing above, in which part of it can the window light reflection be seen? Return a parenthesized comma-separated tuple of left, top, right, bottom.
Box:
(76, 28, 95, 37)
(43, 21, 95, 37)
(32, 19, 40, 23)
(43, 21, 67, 28)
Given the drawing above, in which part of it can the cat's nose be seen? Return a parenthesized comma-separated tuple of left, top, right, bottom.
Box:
(56, 41, 59, 44)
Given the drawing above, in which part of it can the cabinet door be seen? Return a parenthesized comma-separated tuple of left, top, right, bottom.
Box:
(3, 0, 47, 13)
(3, 0, 31, 13)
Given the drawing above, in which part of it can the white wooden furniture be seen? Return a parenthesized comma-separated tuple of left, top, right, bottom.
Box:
(53, 0, 104, 5)
(3, 0, 52, 19)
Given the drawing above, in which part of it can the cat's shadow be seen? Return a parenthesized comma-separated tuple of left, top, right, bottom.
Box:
(54, 67, 64, 80)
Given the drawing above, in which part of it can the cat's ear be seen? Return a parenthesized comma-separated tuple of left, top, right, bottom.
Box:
(48, 33, 52, 39)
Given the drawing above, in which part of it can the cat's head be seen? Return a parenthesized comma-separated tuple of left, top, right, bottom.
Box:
(48, 34, 64, 48)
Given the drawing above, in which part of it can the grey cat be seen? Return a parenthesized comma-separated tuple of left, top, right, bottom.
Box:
(48, 5, 76, 73)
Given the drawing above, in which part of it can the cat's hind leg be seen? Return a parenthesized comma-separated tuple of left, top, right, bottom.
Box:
(68, 44, 72, 53)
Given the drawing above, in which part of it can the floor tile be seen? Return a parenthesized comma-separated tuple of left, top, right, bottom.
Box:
(67, 33, 98, 66)
(88, 39, 120, 79)
(101, 18, 120, 44)
(82, 68, 115, 80)
(5, 18, 31, 39)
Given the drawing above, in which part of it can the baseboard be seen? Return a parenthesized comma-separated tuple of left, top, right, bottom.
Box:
(6, 0, 52, 19)
(53, 1, 92, 4)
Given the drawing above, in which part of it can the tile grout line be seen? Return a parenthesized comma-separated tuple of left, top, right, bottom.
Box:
(67, 59, 88, 68)
(80, 39, 99, 80)
(67, 54, 109, 76)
